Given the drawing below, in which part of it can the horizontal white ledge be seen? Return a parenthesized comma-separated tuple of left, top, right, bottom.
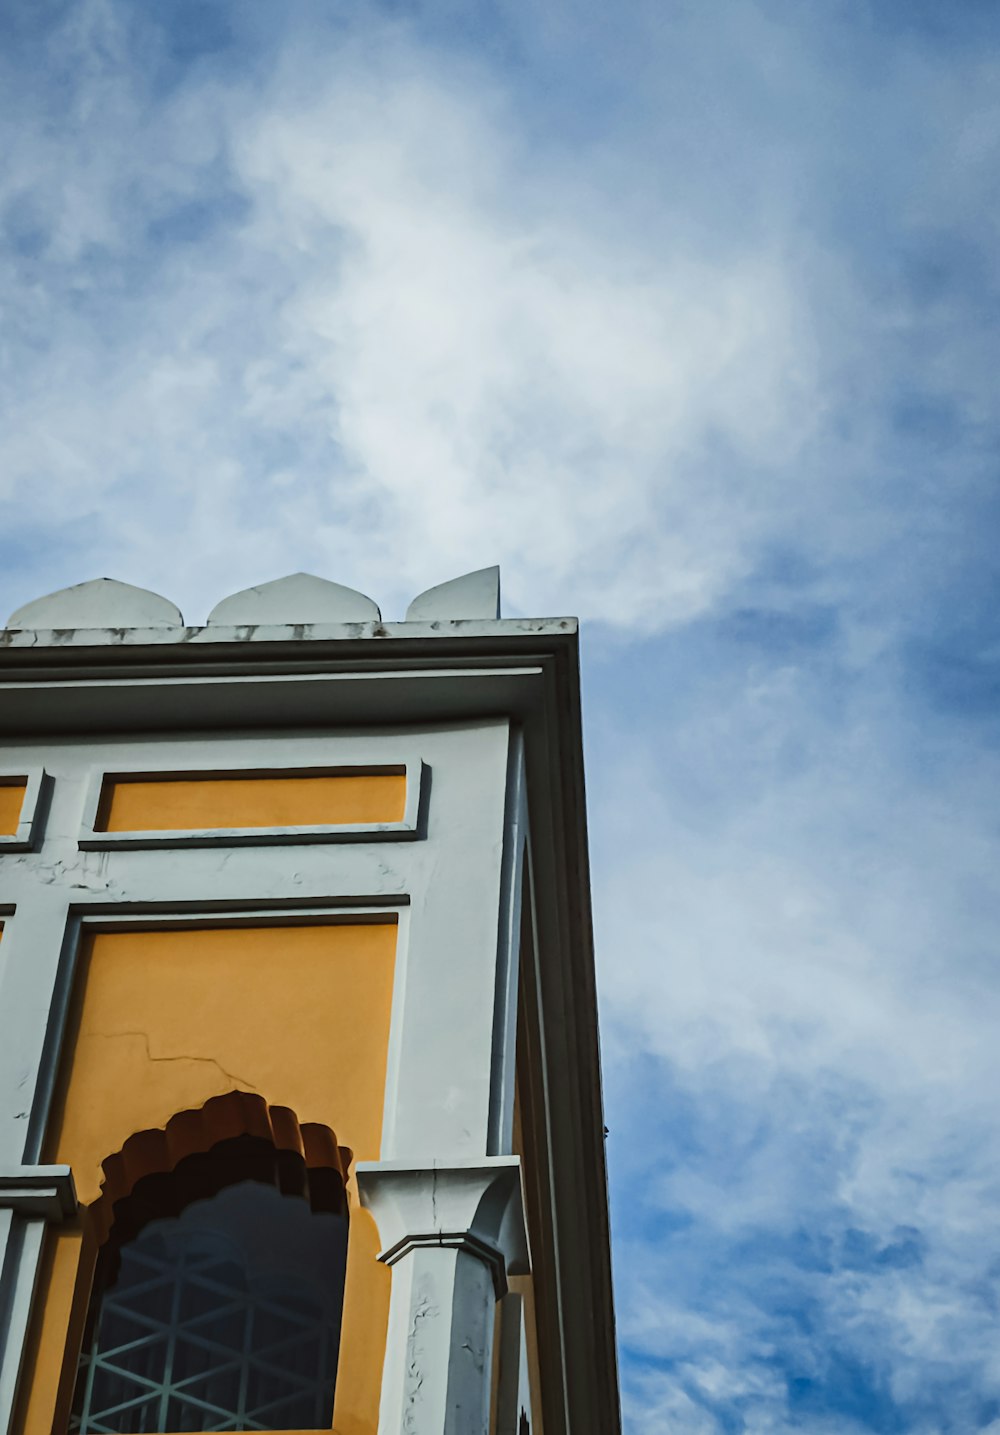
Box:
(0, 617, 577, 648)
(0, 1166, 77, 1220)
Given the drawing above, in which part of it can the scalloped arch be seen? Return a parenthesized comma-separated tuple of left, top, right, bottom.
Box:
(90, 1089, 352, 1245)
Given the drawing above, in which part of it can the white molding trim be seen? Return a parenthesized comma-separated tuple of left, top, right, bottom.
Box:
(488, 729, 527, 1156)
(0, 1167, 76, 1221)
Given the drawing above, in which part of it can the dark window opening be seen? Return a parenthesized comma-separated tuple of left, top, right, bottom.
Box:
(70, 1133, 348, 1433)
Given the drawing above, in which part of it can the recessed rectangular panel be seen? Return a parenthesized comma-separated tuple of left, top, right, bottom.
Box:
(0, 779, 26, 836)
(46, 920, 399, 1201)
(20, 918, 398, 1435)
(80, 763, 422, 848)
(0, 768, 44, 850)
(98, 770, 406, 832)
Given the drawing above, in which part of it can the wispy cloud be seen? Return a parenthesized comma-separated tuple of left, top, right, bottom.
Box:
(592, 613, 1000, 1429)
(0, 1, 882, 624)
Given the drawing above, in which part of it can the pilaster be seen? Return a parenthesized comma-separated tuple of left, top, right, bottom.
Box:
(357, 1157, 528, 1435)
(0, 1168, 76, 1431)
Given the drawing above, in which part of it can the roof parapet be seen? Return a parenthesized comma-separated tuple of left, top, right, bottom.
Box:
(4, 567, 507, 644)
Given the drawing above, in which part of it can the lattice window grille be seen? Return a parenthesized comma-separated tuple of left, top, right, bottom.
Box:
(71, 1227, 338, 1433)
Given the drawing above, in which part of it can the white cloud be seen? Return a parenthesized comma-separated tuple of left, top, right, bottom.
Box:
(0, 5, 831, 625)
(237, 54, 822, 622)
(1, 2, 996, 633)
(595, 650, 1000, 1427)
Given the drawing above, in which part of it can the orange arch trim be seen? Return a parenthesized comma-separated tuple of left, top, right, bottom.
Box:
(90, 1089, 353, 1245)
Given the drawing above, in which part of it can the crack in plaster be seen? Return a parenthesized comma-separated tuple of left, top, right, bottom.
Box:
(404, 1286, 439, 1433)
(460, 1338, 485, 1374)
(91, 1030, 258, 1092)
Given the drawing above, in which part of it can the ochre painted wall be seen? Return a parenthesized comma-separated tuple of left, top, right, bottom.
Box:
(98, 772, 406, 832)
(0, 780, 25, 835)
(18, 921, 397, 1435)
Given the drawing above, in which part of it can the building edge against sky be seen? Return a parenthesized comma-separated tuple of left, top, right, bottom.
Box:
(0, 567, 620, 1435)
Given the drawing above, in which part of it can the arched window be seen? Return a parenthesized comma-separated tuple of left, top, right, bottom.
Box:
(69, 1094, 352, 1434)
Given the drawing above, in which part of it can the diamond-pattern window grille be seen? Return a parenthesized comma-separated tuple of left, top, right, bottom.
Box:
(71, 1181, 346, 1433)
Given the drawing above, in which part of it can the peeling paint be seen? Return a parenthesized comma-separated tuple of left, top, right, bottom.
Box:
(404, 1283, 440, 1434)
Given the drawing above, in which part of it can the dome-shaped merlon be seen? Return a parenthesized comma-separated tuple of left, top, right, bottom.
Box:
(405, 566, 501, 622)
(7, 577, 184, 629)
(207, 572, 381, 626)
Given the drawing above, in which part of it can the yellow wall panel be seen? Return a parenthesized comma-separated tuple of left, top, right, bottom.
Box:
(0, 780, 25, 835)
(20, 922, 396, 1435)
(97, 771, 406, 832)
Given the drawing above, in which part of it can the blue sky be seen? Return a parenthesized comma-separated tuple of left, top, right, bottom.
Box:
(2, 1, 999, 1429)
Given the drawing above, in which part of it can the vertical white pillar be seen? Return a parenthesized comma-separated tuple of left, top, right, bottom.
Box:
(0, 1168, 76, 1433)
(356, 1158, 528, 1435)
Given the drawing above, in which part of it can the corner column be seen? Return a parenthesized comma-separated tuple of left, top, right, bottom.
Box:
(356, 1158, 528, 1435)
